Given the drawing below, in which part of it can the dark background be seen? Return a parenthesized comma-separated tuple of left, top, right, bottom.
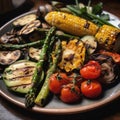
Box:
(0, 1, 33, 27)
(0, 0, 120, 27)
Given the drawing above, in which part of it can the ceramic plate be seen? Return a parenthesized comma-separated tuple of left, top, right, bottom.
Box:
(0, 10, 120, 115)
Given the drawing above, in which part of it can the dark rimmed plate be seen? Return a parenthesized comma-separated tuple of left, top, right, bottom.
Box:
(0, 10, 120, 115)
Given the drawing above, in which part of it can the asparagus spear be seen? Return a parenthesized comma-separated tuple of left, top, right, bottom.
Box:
(0, 40, 44, 50)
(25, 26, 56, 108)
(37, 28, 78, 39)
(0, 32, 76, 51)
(35, 39, 61, 106)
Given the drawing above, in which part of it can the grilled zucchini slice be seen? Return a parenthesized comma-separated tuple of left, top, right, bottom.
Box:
(3, 60, 36, 93)
(81, 35, 97, 54)
(0, 50, 21, 65)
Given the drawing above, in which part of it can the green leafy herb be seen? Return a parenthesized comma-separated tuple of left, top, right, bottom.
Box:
(92, 2, 103, 15)
(67, 0, 115, 27)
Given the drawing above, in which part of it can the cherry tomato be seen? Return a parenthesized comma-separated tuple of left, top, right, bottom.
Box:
(80, 60, 101, 79)
(81, 80, 102, 98)
(49, 73, 69, 94)
(60, 83, 81, 103)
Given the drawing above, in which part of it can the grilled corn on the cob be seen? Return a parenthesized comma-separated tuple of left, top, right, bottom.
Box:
(58, 39, 86, 72)
(45, 11, 98, 36)
(95, 25, 120, 51)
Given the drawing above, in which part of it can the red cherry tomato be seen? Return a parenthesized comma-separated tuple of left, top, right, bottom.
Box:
(80, 60, 101, 79)
(60, 83, 81, 103)
(49, 73, 69, 94)
(81, 80, 102, 98)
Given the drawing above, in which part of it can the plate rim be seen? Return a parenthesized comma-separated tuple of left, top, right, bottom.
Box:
(1, 89, 120, 114)
(0, 10, 120, 115)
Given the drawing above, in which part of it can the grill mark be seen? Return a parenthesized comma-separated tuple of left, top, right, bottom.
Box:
(10, 83, 32, 88)
(79, 45, 84, 54)
(64, 53, 75, 61)
(0, 59, 5, 63)
(14, 50, 20, 56)
(2, 51, 9, 56)
(8, 59, 14, 64)
(5, 66, 35, 74)
(7, 74, 33, 81)
(104, 37, 109, 45)
(84, 21, 90, 29)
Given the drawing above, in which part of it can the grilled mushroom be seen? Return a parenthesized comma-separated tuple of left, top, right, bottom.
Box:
(90, 53, 119, 84)
(37, 4, 53, 17)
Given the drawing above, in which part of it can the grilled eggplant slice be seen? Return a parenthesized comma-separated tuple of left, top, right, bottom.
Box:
(0, 29, 22, 44)
(3, 60, 36, 93)
(19, 20, 41, 35)
(19, 20, 42, 42)
(81, 35, 97, 54)
(0, 50, 21, 65)
(13, 14, 37, 27)
(29, 47, 41, 61)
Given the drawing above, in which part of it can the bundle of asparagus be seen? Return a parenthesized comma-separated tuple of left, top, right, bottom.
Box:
(25, 27, 56, 108)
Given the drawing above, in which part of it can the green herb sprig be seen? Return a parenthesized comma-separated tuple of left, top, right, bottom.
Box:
(67, 0, 115, 27)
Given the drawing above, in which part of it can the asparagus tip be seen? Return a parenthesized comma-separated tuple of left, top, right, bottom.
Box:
(25, 89, 36, 108)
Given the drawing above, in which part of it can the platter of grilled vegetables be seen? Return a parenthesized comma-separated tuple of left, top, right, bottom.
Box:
(0, 1, 120, 114)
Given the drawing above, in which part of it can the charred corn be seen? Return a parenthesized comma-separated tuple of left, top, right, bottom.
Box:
(58, 39, 86, 72)
(45, 11, 98, 36)
(95, 25, 120, 51)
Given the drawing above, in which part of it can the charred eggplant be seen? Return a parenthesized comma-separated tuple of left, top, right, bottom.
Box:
(0, 29, 22, 44)
(0, 50, 21, 65)
(29, 47, 41, 61)
(18, 20, 44, 42)
(19, 20, 41, 35)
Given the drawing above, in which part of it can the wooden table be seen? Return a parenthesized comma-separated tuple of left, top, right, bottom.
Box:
(0, 0, 120, 120)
